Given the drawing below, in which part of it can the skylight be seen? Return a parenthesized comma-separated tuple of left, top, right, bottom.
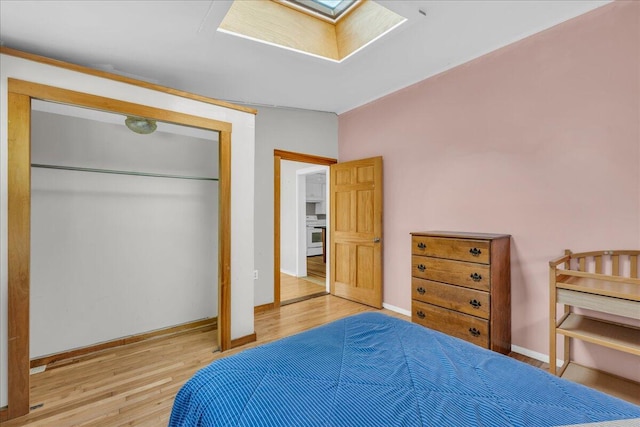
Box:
(218, 0, 406, 63)
(316, 0, 342, 7)
(286, 0, 357, 20)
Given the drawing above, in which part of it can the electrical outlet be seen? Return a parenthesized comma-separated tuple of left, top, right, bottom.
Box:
(254, 270, 259, 280)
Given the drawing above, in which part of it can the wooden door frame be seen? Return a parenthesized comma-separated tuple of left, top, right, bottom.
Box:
(273, 150, 337, 307)
(7, 78, 233, 419)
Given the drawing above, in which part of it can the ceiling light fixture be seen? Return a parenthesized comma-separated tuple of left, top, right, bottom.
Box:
(125, 116, 157, 134)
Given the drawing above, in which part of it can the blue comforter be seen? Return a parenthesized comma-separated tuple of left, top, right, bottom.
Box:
(169, 312, 640, 426)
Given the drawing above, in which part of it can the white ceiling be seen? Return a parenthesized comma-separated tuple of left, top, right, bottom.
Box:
(0, 1, 610, 114)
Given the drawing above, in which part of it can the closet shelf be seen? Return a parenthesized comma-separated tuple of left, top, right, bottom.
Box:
(557, 272, 640, 301)
(561, 363, 640, 405)
(556, 313, 640, 355)
(31, 163, 218, 181)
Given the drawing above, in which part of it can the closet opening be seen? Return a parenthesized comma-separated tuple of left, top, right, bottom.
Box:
(29, 100, 220, 368)
(7, 78, 233, 418)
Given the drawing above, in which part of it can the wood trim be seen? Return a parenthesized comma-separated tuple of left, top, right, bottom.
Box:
(568, 250, 640, 259)
(6, 80, 233, 421)
(218, 131, 232, 352)
(0, 407, 8, 422)
(274, 149, 337, 165)
(30, 318, 217, 369)
(273, 150, 337, 308)
(280, 292, 328, 306)
(558, 270, 640, 286)
(255, 303, 275, 314)
(8, 78, 232, 133)
(0, 46, 257, 115)
(8, 91, 31, 419)
(549, 254, 571, 267)
(230, 333, 257, 349)
(274, 155, 282, 309)
(549, 262, 558, 375)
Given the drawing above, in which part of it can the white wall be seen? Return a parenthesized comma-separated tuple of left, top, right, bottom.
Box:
(0, 53, 256, 407)
(30, 110, 218, 358)
(252, 106, 338, 306)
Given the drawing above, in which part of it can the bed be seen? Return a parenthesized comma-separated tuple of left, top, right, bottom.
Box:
(169, 312, 640, 426)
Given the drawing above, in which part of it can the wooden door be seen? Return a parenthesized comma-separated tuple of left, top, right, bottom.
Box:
(330, 157, 383, 308)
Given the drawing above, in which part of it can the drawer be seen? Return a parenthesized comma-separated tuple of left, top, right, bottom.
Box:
(412, 300, 489, 348)
(412, 277, 489, 319)
(412, 236, 490, 264)
(412, 256, 490, 292)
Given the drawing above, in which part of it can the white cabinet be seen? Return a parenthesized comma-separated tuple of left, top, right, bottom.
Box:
(306, 174, 326, 213)
(309, 183, 326, 213)
(307, 182, 323, 201)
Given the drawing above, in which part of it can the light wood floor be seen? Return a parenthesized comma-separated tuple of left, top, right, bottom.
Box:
(280, 273, 325, 302)
(4, 296, 546, 426)
(280, 256, 327, 303)
(306, 255, 326, 280)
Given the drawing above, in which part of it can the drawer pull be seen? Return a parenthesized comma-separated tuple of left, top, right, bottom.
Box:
(469, 247, 482, 257)
(417, 242, 426, 250)
(468, 328, 481, 337)
(470, 273, 482, 282)
(417, 287, 426, 295)
(417, 264, 426, 272)
(469, 299, 482, 309)
(416, 310, 425, 319)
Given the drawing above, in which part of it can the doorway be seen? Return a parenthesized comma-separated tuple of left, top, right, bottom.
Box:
(273, 150, 336, 307)
(282, 165, 328, 303)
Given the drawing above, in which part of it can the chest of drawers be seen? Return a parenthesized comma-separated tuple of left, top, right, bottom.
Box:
(410, 231, 511, 354)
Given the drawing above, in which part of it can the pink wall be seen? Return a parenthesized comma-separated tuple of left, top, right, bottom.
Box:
(339, 1, 639, 380)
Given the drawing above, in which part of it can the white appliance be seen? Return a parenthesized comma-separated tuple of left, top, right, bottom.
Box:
(306, 215, 326, 256)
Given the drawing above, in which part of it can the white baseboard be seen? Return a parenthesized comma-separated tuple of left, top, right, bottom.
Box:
(279, 268, 298, 277)
(511, 344, 563, 367)
(382, 303, 411, 317)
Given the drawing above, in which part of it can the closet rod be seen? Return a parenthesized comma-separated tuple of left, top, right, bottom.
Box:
(31, 163, 218, 181)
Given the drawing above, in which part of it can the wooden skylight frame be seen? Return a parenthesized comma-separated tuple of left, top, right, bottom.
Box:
(217, 0, 406, 63)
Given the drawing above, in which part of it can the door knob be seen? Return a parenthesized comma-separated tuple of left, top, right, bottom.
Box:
(373, 237, 380, 243)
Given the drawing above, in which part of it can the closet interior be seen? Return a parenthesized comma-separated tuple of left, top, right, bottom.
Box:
(30, 100, 220, 362)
